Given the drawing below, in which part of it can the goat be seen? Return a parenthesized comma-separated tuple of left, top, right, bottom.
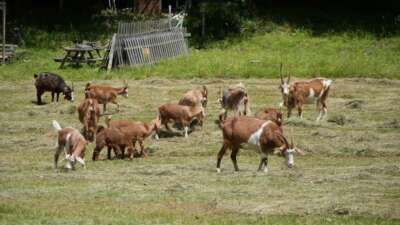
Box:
(106, 115, 161, 157)
(279, 64, 332, 121)
(92, 126, 134, 161)
(158, 104, 204, 138)
(179, 85, 208, 109)
(218, 83, 250, 120)
(34, 72, 74, 105)
(77, 98, 101, 142)
(216, 116, 304, 173)
(52, 120, 87, 169)
(84, 80, 128, 112)
(255, 107, 283, 127)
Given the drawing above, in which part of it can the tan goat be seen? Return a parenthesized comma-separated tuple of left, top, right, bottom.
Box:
(106, 116, 161, 157)
(255, 107, 283, 127)
(158, 104, 204, 138)
(77, 98, 100, 142)
(85, 81, 128, 112)
(179, 85, 208, 109)
(216, 116, 303, 173)
(52, 120, 88, 169)
(92, 126, 134, 161)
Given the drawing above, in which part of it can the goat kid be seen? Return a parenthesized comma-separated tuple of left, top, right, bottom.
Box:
(218, 83, 250, 120)
(52, 120, 88, 169)
(279, 64, 332, 121)
(92, 126, 134, 161)
(216, 116, 303, 173)
(78, 98, 100, 142)
(179, 85, 208, 109)
(34, 72, 74, 105)
(158, 104, 204, 138)
(106, 115, 161, 157)
(255, 107, 283, 127)
(84, 80, 128, 112)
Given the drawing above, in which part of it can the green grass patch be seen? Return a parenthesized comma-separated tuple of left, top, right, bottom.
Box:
(1, 29, 400, 81)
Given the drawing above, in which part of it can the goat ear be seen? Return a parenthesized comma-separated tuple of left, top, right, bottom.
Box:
(203, 85, 207, 95)
(295, 148, 306, 156)
(34, 73, 38, 79)
(85, 82, 91, 90)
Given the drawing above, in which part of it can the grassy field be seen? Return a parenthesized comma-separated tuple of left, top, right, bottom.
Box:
(1, 29, 400, 81)
(0, 78, 399, 224)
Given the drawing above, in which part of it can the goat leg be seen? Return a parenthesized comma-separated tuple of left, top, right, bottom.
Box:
(216, 143, 228, 173)
(107, 146, 112, 160)
(258, 152, 268, 173)
(54, 146, 63, 168)
(36, 90, 43, 105)
(138, 139, 146, 157)
(231, 147, 240, 172)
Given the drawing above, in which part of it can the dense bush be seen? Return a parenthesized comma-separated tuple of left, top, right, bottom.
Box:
(186, 0, 246, 45)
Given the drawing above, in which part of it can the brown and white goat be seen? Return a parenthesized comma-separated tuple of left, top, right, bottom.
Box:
(78, 98, 100, 142)
(279, 65, 332, 121)
(92, 126, 134, 161)
(52, 120, 88, 169)
(179, 85, 208, 109)
(218, 83, 250, 120)
(84, 81, 128, 112)
(158, 104, 204, 138)
(255, 107, 283, 127)
(216, 116, 303, 173)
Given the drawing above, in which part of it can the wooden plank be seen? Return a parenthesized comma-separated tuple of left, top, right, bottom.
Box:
(2, 1, 5, 64)
(107, 34, 117, 71)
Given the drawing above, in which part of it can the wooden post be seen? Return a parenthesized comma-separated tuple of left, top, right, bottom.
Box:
(107, 34, 117, 72)
(59, 0, 64, 12)
(201, 3, 205, 48)
(2, 2, 5, 65)
(168, 5, 172, 29)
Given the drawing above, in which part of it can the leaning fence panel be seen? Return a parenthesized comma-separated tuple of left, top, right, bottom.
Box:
(106, 17, 189, 70)
(119, 30, 188, 67)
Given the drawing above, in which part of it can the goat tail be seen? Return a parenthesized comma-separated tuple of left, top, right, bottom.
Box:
(105, 115, 112, 127)
(215, 112, 226, 129)
(52, 120, 62, 131)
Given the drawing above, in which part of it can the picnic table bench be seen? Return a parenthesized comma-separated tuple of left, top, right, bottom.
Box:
(0, 44, 20, 63)
(54, 43, 104, 69)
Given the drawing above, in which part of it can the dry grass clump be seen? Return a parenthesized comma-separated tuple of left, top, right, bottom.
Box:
(0, 78, 399, 224)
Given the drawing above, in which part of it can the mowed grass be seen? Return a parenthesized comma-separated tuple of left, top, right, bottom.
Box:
(0, 78, 399, 224)
(1, 29, 400, 81)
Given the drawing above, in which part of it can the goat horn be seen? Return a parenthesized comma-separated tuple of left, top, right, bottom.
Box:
(280, 63, 283, 84)
(287, 71, 291, 84)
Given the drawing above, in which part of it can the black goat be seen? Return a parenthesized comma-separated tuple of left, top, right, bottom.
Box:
(34, 72, 74, 105)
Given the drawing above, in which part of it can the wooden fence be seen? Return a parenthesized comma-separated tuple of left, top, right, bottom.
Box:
(104, 17, 189, 70)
